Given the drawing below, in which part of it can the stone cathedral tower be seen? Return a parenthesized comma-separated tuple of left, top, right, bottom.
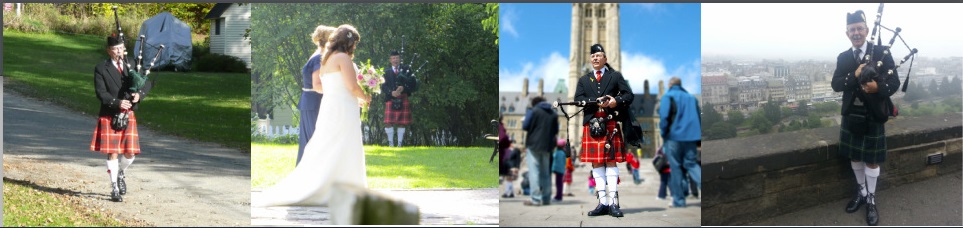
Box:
(566, 3, 620, 149)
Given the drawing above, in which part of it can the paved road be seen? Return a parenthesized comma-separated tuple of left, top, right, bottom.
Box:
(251, 188, 499, 225)
(499, 157, 702, 227)
(750, 172, 963, 226)
(3, 87, 251, 226)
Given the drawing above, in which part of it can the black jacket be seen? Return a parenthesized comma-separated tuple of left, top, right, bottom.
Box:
(573, 68, 634, 125)
(381, 65, 412, 102)
(94, 58, 153, 116)
(523, 101, 559, 153)
(831, 43, 899, 122)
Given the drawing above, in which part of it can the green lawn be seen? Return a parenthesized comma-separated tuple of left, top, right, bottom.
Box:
(2, 30, 250, 152)
(3, 181, 130, 226)
(252, 143, 499, 189)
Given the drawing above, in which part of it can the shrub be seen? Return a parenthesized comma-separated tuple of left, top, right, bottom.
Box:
(192, 40, 210, 60)
(3, 3, 145, 36)
(195, 53, 249, 73)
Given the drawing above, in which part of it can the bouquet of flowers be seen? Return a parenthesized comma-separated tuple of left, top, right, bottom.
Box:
(356, 59, 385, 122)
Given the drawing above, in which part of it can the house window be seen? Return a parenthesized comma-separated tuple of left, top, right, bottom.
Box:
(585, 8, 592, 17)
(215, 18, 223, 35)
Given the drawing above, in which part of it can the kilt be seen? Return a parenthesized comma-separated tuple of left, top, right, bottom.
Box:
(384, 94, 411, 125)
(580, 111, 625, 163)
(838, 116, 887, 164)
(563, 158, 574, 184)
(90, 111, 141, 155)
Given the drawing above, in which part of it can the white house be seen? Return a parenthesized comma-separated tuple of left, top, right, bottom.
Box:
(204, 3, 251, 68)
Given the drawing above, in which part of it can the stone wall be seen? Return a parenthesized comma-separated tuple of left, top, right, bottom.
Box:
(702, 113, 962, 225)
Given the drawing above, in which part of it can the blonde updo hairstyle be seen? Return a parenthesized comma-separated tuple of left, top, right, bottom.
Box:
(311, 25, 336, 49)
(321, 24, 361, 65)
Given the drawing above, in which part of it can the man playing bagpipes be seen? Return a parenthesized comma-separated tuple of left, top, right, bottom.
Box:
(90, 35, 154, 202)
(382, 50, 415, 147)
(573, 44, 634, 217)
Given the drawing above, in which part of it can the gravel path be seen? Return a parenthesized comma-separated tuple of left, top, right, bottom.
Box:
(3, 86, 251, 226)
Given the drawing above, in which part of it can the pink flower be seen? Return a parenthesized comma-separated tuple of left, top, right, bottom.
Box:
(368, 79, 378, 87)
(368, 69, 375, 75)
(357, 74, 364, 80)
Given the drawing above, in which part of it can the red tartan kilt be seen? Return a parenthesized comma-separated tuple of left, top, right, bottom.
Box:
(563, 169, 573, 184)
(90, 111, 141, 155)
(384, 95, 411, 125)
(580, 118, 624, 163)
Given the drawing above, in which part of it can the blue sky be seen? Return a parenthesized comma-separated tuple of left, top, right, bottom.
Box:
(499, 3, 702, 95)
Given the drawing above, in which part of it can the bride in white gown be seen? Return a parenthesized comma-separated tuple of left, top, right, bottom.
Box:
(254, 24, 371, 208)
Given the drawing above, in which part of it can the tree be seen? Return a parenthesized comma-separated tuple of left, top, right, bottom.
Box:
(727, 110, 745, 126)
(705, 122, 737, 140)
(807, 114, 822, 129)
(940, 76, 953, 98)
(703, 106, 723, 126)
(764, 96, 782, 124)
(251, 3, 497, 146)
(928, 78, 940, 96)
(751, 110, 772, 134)
(795, 99, 809, 117)
(481, 3, 498, 45)
(952, 76, 962, 95)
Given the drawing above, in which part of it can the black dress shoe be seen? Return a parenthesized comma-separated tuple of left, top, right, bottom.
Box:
(111, 183, 123, 202)
(866, 194, 879, 226)
(608, 204, 624, 217)
(845, 193, 865, 213)
(118, 170, 127, 195)
(587, 203, 608, 216)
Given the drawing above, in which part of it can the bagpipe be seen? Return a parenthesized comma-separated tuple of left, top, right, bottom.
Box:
(554, 95, 645, 161)
(389, 35, 428, 111)
(859, 3, 918, 91)
(110, 5, 165, 131)
(856, 3, 919, 121)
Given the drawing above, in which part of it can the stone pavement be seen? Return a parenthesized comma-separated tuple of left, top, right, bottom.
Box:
(251, 188, 498, 225)
(749, 172, 962, 226)
(499, 157, 701, 227)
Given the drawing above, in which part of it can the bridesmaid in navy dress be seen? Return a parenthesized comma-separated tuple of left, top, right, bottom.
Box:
(297, 25, 335, 165)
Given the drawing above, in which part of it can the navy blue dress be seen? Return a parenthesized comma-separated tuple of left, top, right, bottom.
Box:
(297, 54, 323, 165)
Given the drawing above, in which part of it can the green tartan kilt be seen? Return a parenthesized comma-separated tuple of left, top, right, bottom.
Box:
(838, 116, 887, 164)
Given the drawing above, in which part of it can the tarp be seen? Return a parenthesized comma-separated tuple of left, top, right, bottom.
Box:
(134, 12, 192, 71)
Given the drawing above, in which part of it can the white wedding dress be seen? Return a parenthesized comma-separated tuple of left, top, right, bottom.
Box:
(254, 71, 367, 207)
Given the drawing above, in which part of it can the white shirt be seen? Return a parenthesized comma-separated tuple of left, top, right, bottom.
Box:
(594, 66, 608, 78)
(851, 41, 868, 61)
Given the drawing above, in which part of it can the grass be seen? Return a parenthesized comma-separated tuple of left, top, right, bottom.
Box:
(3, 181, 131, 226)
(2, 30, 250, 153)
(252, 143, 499, 189)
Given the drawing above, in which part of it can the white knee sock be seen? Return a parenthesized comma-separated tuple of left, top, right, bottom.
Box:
(506, 181, 514, 193)
(397, 128, 406, 147)
(865, 166, 880, 203)
(592, 167, 607, 205)
(851, 161, 867, 196)
(606, 166, 619, 206)
(120, 156, 135, 171)
(107, 159, 119, 187)
(385, 128, 394, 147)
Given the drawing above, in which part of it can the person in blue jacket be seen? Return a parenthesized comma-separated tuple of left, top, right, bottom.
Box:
(658, 77, 702, 208)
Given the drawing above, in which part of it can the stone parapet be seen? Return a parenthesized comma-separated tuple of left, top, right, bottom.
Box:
(703, 113, 962, 225)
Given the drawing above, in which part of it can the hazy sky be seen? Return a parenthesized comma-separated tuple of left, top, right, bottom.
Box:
(499, 3, 702, 94)
(703, 3, 963, 61)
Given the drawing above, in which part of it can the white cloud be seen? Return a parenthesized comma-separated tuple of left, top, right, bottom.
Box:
(703, 3, 963, 60)
(499, 52, 569, 92)
(500, 5, 519, 39)
(620, 52, 701, 95)
(627, 3, 667, 16)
